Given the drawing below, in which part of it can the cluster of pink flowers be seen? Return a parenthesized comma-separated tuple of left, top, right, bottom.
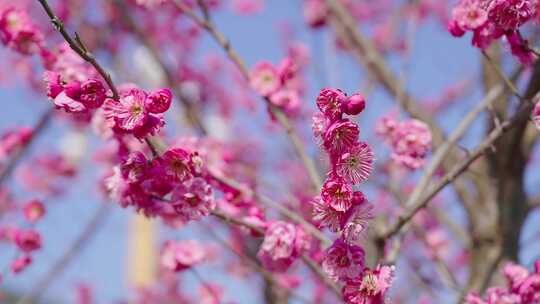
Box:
(103, 87, 171, 140)
(105, 147, 215, 223)
(311, 88, 395, 303)
(160, 239, 207, 272)
(312, 88, 374, 238)
(376, 114, 432, 170)
(256, 221, 311, 272)
(45, 71, 107, 113)
(0, 7, 43, 55)
(0, 199, 46, 275)
(249, 58, 304, 115)
(466, 259, 540, 303)
(449, 0, 537, 64)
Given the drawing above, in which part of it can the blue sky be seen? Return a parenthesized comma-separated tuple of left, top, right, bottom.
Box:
(0, 1, 538, 303)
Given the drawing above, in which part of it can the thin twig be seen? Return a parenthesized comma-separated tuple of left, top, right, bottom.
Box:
(37, 0, 119, 99)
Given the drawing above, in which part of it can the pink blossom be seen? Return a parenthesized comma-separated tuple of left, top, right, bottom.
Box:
(335, 142, 374, 184)
(342, 197, 374, 243)
(316, 88, 346, 122)
(23, 199, 46, 223)
(160, 240, 206, 272)
(382, 118, 432, 170)
(0, 7, 43, 55)
(120, 151, 149, 184)
(312, 196, 345, 232)
(171, 177, 215, 221)
(14, 229, 42, 252)
(104, 88, 149, 131)
(452, 0, 488, 30)
(250, 62, 281, 97)
(323, 119, 360, 156)
(487, 0, 533, 31)
(43, 71, 63, 99)
(342, 265, 395, 304)
(11, 255, 32, 274)
(257, 221, 309, 272)
(160, 148, 193, 182)
(322, 238, 365, 282)
(321, 177, 353, 212)
(79, 79, 107, 109)
(145, 89, 173, 114)
(269, 89, 301, 113)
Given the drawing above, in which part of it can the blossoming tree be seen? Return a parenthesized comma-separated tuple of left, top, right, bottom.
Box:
(0, 0, 540, 303)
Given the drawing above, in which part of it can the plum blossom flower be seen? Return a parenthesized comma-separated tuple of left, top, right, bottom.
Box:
(14, 229, 42, 252)
(465, 258, 540, 303)
(171, 177, 215, 222)
(79, 79, 107, 109)
(269, 89, 301, 113)
(312, 196, 345, 232)
(342, 197, 374, 243)
(323, 119, 360, 156)
(257, 221, 310, 272)
(342, 265, 395, 304)
(390, 119, 432, 169)
(487, 0, 533, 32)
(0, 7, 43, 54)
(335, 142, 374, 184)
(161, 240, 206, 272)
(44, 71, 64, 99)
(452, 0, 488, 30)
(146, 89, 173, 114)
(316, 88, 346, 122)
(250, 62, 281, 97)
(160, 148, 194, 182)
(104, 88, 149, 130)
(322, 238, 365, 282)
(321, 177, 353, 212)
(120, 151, 149, 184)
(103, 87, 167, 139)
(378, 116, 432, 170)
(23, 199, 46, 223)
